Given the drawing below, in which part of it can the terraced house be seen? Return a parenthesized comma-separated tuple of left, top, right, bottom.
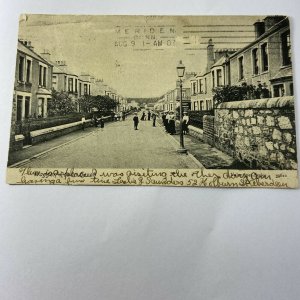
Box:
(189, 16, 292, 112)
(226, 16, 293, 97)
(14, 40, 53, 121)
(190, 40, 236, 112)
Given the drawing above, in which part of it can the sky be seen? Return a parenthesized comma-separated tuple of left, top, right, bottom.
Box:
(18, 15, 262, 98)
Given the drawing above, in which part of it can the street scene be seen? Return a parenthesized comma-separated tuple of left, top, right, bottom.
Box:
(7, 15, 297, 174)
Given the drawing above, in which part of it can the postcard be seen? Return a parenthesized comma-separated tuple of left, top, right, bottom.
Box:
(6, 15, 298, 187)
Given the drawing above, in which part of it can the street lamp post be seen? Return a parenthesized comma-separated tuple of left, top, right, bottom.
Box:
(176, 60, 187, 154)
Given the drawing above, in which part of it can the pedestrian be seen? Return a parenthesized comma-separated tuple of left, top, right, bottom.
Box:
(147, 110, 151, 121)
(182, 112, 190, 134)
(99, 116, 105, 130)
(133, 113, 139, 130)
(81, 115, 86, 131)
(93, 115, 98, 127)
(165, 111, 170, 133)
(122, 111, 126, 121)
(168, 111, 176, 135)
(162, 112, 167, 131)
(141, 111, 146, 121)
(152, 112, 157, 127)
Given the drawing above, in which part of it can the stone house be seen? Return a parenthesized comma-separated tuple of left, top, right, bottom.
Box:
(14, 40, 53, 121)
(226, 16, 293, 98)
(190, 39, 236, 112)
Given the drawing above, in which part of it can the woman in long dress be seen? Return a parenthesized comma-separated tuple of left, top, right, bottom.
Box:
(168, 112, 176, 135)
(182, 112, 189, 134)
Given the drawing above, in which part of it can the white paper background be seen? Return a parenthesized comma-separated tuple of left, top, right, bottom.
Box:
(0, 1, 300, 299)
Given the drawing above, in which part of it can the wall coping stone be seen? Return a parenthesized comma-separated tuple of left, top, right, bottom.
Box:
(217, 96, 294, 110)
(175, 120, 203, 134)
(30, 119, 92, 138)
(15, 134, 25, 142)
(189, 125, 203, 135)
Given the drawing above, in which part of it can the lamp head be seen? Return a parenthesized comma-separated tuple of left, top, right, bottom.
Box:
(176, 60, 185, 78)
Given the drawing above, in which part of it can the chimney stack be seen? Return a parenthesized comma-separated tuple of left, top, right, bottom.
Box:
(20, 40, 35, 51)
(263, 16, 286, 31)
(206, 39, 215, 72)
(253, 20, 265, 38)
(40, 49, 51, 62)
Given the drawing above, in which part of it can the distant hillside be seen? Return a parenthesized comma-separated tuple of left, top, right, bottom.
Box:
(127, 98, 160, 105)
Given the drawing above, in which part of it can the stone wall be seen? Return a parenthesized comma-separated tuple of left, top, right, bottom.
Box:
(214, 96, 297, 170)
(203, 115, 214, 146)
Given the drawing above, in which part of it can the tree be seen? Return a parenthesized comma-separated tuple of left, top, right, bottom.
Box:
(78, 94, 117, 114)
(93, 95, 117, 112)
(213, 83, 270, 106)
(48, 89, 77, 116)
(78, 94, 94, 113)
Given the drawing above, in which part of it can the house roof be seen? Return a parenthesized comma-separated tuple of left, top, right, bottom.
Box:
(270, 66, 293, 81)
(17, 41, 52, 66)
(212, 56, 227, 68)
(229, 17, 289, 59)
(52, 63, 78, 76)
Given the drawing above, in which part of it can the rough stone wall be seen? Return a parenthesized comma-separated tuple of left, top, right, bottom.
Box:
(203, 115, 214, 146)
(214, 96, 297, 170)
(9, 94, 21, 151)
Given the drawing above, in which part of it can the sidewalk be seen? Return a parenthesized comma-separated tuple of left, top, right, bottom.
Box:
(158, 121, 246, 169)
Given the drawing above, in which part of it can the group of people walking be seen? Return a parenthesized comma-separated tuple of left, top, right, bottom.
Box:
(161, 111, 190, 135)
(133, 110, 190, 133)
(133, 110, 157, 130)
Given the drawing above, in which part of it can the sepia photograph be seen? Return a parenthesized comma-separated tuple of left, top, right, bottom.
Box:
(6, 15, 298, 187)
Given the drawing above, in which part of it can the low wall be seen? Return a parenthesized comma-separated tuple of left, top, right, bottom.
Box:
(13, 135, 25, 151)
(30, 119, 92, 145)
(175, 120, 203, 140)
(214, 96, 297, 170)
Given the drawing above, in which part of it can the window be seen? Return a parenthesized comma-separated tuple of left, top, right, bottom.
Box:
(217, 69, 222, 86)
(212, 71, 215, 88)
(52, 75, 57, 90)
(16, 96, 23, 121)
(282, 30, 291, 66)
(252, 48, 259, 75)
(238, 57, 244, 80)
(43, 67, 47, 87)
(88, 85, 91, 95)
(39, 65, 43, 85)
(273, 84, 284, 97)
(38, 65, 47, 87)
(68, 78, 73, 92)
(204, 78, 207, 93)
(18, 56, 25, 81)
(26, 59, 31, 82)
(75, 79, 78, 93)
(200, 101, 204, 111)
(194, 101, 198, 111)
(38, 98, 45, 117)
(199, 79, 204, 93)
(79, 82, 82, 95)
(64, 76, 67, 91)
(25, 97, 30, 118)
(290, 83, 293, 96)
(261, 43, 269, 72)
(84, 84, 88, 95)
(192, 82, 196, 95)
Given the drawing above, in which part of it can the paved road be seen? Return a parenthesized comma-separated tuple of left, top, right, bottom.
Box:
(24, 118, 201, 169)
